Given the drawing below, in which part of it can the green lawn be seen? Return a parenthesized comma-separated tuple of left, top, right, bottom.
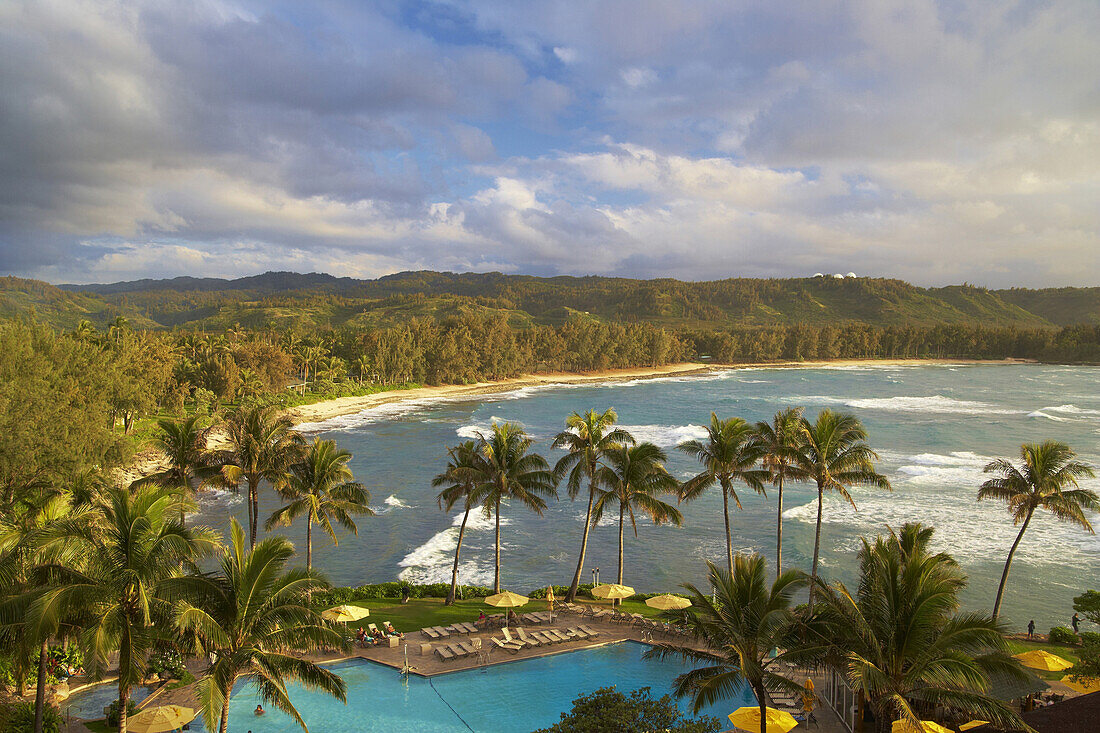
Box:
(337, 596, 665, 634)
(1005, 638, 1080, 681)
(82, 720, 111, 733)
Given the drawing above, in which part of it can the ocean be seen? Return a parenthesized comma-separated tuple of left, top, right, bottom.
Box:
(192, 363, 1100, 632)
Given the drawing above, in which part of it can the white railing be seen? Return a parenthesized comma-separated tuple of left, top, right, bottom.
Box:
(821, 667, 857, 732)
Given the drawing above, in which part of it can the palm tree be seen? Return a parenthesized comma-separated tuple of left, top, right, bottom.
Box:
(552, 409, 635, 603)
(645, 555, 808, 733)
(593, 442, 683, 590)
(754, 407, 808, 578)
(474, 423, 557, 592)
(812, 523, 1028, 733)
(979, 441, 1097, 619)
(32, 485, 215, 733)
(177, 520, 347, 733)
(797, 410, 890, 607)
(212, 406, 304, 548)
(432, 441, 487, 605)
(266, 438, 373, 573)
(679, 414, 768, 575)
(138, 415, 214, 526)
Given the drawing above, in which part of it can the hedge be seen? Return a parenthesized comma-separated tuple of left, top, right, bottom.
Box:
(315, 582, 690, 604)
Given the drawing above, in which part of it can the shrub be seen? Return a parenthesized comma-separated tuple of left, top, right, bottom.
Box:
(106, 698, 138, 727)
(2, 701, 62, 733)
(148, 647, 186, 680)
(1049, 626, 1078, 644)
(531, 686, 720, 733)
(1079, 631, 1100, 646)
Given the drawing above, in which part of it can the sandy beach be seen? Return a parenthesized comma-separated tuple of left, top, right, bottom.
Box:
(283, 358, 1030, 426)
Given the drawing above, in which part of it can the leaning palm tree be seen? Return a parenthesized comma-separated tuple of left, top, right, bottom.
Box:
(754, 407, 809, 578)
(979, 441, 1097, 619)
(138, 415, 214, 525)
(32, 485, 215, 733)
(211, 406, 304, 548)
(432, 441, 488, 605)
(797, 410, 890, 606)
(177, 520, 347, 733)
(645, 555, 808, 733)
(679, 414, 769, 575)
(593, 442, 683, 590)
(266, 438, 374, 572)
(552, 408, 635, 603)
(474, 422, 557, 593)
(812, 523, 1029, 733)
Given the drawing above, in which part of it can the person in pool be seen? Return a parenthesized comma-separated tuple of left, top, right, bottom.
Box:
(254, 705, 265, 716)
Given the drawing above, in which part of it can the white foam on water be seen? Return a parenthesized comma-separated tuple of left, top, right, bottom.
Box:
(1038, 404, 1100, 418)
(396, 509, 508, 585)
(845, 395, 1020, 415)
(1029, 411, 1070, 422)
(194, 487, 243, 512)
(618, 424, 708, 447)
(385, 495, 409, 508)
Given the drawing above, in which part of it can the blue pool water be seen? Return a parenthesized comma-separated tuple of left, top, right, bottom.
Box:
(63, 684, 151, 721)
(213, 641, 749, 732)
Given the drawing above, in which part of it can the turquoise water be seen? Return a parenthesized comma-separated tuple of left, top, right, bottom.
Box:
(63, 684, 151, 721)
(215, 641, 745, 732)
(192, 363, 1100, 631)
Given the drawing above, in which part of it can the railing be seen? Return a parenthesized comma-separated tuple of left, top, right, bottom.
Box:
(821, 666, 857, 732)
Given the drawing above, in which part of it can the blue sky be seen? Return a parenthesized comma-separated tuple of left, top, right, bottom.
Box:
(1, 0, 1097, 286)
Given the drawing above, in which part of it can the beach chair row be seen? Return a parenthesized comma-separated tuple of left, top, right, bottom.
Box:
(489, 624, 601, 654)
(433, 637, 482, 662)
(420, 621, 479, 639)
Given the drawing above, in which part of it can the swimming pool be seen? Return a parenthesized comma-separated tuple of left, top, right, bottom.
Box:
(215, 641, 753, 732)
(62, 683, 152, 721)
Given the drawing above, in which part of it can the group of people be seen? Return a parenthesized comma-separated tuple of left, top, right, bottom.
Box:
(356, 621, 403, 647)
(1025, 613, 1082, 639)
(473, 609, 518, 628)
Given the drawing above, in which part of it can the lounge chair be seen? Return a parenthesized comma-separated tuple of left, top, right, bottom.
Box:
(434, 646, 455, 662)
(566, 627, 592, 640)
(491, 636, 522, 654)
(527, 629, 554, 645)
(421, 627, 441, 639)
(514, 627, 543, 646)
(502, 628, 533, 648)
(545, 629, 571, 643)
(577, 624, 600, 637)
(367, 623, 380, 635)
(459, 621, 479, 633)
(445, 624, 468, 635)
(447, 642, 470, 658)
(456, 640, 478, 655)
(432, 626, 451, 637)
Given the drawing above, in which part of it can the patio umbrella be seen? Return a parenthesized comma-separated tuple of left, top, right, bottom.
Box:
(322, 604, 369, 623)
(1014, 649, 1073, 672)
(645, 594, 691, 611)
(727, 706, 798, 733)
(591, 583, 634, 600)
(127, 705, 196, 733)
(801, 678, 816, 712)
(1060, 674, 1100, 694)
(891, 720, 953, 733)
(545, 586, 555, 614)
(484, 591, 529, 608)
(958, 721, 990, 731)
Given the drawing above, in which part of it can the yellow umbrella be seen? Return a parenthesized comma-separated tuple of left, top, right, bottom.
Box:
(727, 706, 798, 733)
(1061, 674, 1100, 694)
(958, 721, 990, 731)
(127, 705, 195, 733)
(321, 604, 369, 623)
(591, 583, 635, 600)
(645, 594, 692, 610)
(1014, 649, 1073, 672)
(546, 586, 555, 613)
(802, 677, 816, 712)
(891, 720, 953, 733)
(484, 591, 530, 608)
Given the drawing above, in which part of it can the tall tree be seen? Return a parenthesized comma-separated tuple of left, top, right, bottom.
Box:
(645, 555, 808, 733)
(432, 441, 487, 605)
(177, 520, 347, 733)
(679, 414, 768, 575)
(754, 407, 808, 578)
(979, 441, 1097, 619)
(212, 406, 304, 548)
(552, 409, 634, 603)
(593, 442, 683, 590)
(812, 523, 1028, 733)
(138, 415, 214, 525)
(474, 423, 557, 592)
(797, 410, 890, 607)
(266, 438, 373, 572)
(32, 485, 214, 733)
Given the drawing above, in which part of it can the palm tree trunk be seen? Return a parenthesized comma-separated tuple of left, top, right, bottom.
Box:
(616, 503, 625, 606)
(218, 681, 232, 733)
(447, 506, 471, 605)
(992, 509, 1034, 620)
(775, 476, 784, 579)
(721, 485, 733, 576)
(566, 482, 597, 603)
(494, 498, 502, 593)
(118, 681, 130, 733)
(248, 476, 259, 548)
(306, 516, 313, 572)
(757, 684, 769, 733)
(33, 640, 47, 733)
(809, 485, 824, 611)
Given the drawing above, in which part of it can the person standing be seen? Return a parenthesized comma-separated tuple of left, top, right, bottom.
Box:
(1027, 620, 1035, 639)
(1072, 613, 1080, 634)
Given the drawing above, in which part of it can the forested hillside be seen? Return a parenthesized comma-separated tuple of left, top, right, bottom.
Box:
(7, 271, 1093, 331)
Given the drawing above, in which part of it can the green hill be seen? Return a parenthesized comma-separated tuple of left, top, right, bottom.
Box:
(0, 271, 1090, 331)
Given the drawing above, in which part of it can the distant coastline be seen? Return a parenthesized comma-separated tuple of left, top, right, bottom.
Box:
(284, 357, 1037, 427)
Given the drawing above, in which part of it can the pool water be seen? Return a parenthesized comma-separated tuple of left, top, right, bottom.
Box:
(215, 641, 752, 732)
(63, 684, 152, 721)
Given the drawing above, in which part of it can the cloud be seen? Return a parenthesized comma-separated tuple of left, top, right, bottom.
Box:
(1, 0, 1098, 286)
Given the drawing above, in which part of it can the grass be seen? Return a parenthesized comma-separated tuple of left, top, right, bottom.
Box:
(82, 720, 112, 733)
(1005, 638, 1081, 680)
(335, 596, 665, 634)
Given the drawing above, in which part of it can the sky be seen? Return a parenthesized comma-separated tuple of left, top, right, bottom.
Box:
(1, 0, 1098, 287)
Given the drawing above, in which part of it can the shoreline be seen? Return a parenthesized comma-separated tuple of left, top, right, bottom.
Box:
(284, 357, 1034, 427)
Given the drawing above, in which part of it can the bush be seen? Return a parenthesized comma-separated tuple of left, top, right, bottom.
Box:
(313, 582, 498, 605)
(1049, 626, 1078, 644)
(1079, 631, 1100, 646)
(531, 686, 720, 733)
(2, 701, 62, 733)
(106, 698, 138, 727)
(148, 647, 186, 680)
